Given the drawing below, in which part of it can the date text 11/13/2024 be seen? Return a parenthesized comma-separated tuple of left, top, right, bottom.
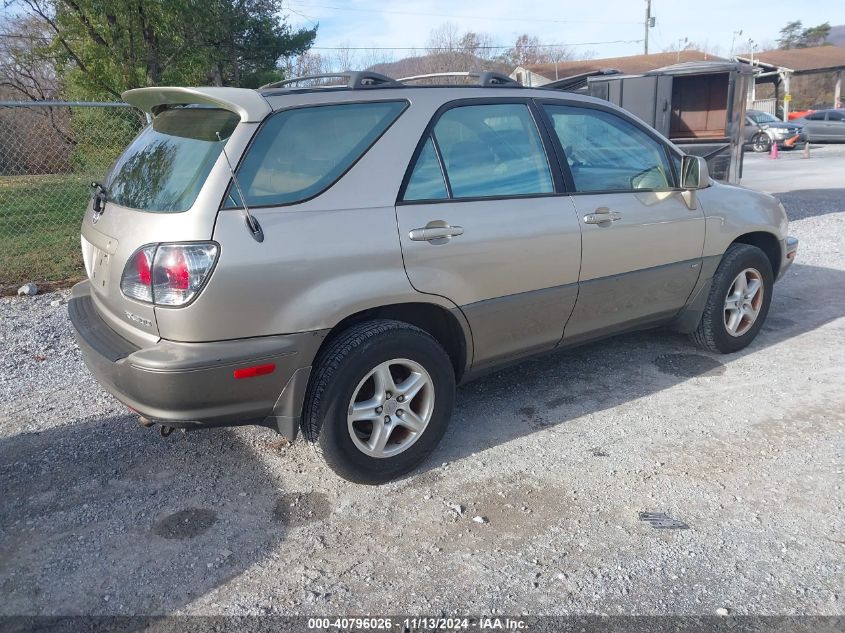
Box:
(306, 617, 528, 630)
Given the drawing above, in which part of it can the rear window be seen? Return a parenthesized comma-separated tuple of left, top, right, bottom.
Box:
(224, 101, 407, 208)
(106, 107, 239, 212)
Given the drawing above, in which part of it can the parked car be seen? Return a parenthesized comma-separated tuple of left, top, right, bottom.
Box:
(69, 72, 798, 484)
(743, 109, 804, 152)
(791, 109, 845, 142)
(788, 108, 815, 120)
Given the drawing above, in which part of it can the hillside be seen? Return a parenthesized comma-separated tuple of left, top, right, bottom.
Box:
(829, 24, 845, 46)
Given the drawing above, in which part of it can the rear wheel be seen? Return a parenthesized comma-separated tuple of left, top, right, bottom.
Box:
(302, 320, 455, 484)
(690, 244, 773, 354)
(751, 133, 771, 153)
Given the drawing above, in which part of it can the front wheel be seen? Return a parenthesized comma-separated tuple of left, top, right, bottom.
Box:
(302, 320, 455, 484)
(751, 133, 772, 153)
(690, 244, 774, 354)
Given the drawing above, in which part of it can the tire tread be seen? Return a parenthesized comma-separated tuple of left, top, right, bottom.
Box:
(302, 319, 453, 483)
(690, 243, 772, 354)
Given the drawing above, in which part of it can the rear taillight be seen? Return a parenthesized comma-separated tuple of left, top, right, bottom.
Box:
(120, 246, 155, 303)
(120, 243, 218, 306)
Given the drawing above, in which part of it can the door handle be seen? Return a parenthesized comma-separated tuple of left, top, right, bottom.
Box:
(409, 223, 464, 242)
(583, 209, 622, 224)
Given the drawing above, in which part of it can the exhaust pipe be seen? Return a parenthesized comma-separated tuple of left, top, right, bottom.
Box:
(138, 415, 178, 437)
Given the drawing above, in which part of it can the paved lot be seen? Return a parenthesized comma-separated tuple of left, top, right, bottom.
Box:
(1, 147, 843, 617)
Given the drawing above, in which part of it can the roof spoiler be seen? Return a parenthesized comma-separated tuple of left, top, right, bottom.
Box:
(122, 87, 272, 123)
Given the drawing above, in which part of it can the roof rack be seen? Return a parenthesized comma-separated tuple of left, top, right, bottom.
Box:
(398, 71, 520, 87)
(260, 71, 399, 90)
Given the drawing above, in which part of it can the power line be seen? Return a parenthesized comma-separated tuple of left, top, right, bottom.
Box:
(0, 32, 643, 50)
(310, 40, 644, 51)
(288, 2, 641, 25)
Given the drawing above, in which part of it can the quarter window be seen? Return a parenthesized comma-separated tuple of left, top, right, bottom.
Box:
(404, 137, 448, 200)
(225, 101, 406, 208)
(403, 103, 553, 201)
(543, 104, 673, 192)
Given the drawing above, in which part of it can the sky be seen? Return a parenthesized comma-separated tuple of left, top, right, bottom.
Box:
(284, 0, 843, 62)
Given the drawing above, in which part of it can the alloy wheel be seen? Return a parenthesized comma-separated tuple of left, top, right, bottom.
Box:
(724, 267, 764, 337)
(347, 358, 435, 458)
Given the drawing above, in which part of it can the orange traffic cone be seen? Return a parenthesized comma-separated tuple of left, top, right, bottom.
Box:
(784, 134, 799, 148)
(770, 141, 779, 159)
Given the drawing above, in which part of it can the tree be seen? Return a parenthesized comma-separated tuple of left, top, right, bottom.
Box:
(777, 20, 831, 49)
(0, 14, 61, 100)
(11, 0, 317, 98)
(777, 20, 803, 49)
(504, 33, 572, 69)
(421, 22, 503, 77)
(800, 22, 831, 48)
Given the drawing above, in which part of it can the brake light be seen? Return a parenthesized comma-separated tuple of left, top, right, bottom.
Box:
(120, 246, 155, 303)
(136, 249, 152, 285)
(120, 243, 218, 306)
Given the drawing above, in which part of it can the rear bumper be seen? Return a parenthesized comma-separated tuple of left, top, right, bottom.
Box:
(68, 281, 326, 439)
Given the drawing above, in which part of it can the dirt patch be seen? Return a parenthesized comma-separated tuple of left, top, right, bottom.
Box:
(152, 508, 218, 540)
(273, 492, 332, 527)
(653, 353, 725, 378)
(546, 395, 577, 409)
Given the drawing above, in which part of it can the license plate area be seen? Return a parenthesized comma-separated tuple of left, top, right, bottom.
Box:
(90, 248, 111, 291)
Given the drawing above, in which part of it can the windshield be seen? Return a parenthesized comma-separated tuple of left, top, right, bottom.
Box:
(748, 111, 779, 124)
(106, 107, 239, 212)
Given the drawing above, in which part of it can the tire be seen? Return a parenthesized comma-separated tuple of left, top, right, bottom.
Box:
(751, 133, 771, 153)
(690, 244, 774, 354)
(302, 319, 456, 484)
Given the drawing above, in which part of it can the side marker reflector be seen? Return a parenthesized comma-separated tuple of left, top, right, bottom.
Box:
(233, 363, 276, 379)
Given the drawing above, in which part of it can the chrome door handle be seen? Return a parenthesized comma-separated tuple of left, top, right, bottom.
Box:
(583, 210, 622, 224)
(409, 224, 464, 242)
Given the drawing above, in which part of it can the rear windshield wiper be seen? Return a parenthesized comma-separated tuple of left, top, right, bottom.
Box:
(90, 181, 108, 214)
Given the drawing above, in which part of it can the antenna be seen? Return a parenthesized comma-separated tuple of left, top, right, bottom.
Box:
(216, 131, 264, 243)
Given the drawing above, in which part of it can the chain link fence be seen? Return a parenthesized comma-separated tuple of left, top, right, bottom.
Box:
(0, 102, 145, 290)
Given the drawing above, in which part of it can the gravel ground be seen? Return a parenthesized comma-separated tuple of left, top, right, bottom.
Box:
(1, 149, 843, 617)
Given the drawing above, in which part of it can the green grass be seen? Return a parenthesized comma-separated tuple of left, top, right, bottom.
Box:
(0, 174, 92, 289)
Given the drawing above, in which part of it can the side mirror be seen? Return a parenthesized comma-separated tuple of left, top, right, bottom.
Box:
(681, 155, 709, 189)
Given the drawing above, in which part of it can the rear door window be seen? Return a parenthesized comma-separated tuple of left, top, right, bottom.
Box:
(403, 102, 554, 201)
(106, 107, 239, 213)
(225, 101, 407, 208)
(543, 104, 673, 192)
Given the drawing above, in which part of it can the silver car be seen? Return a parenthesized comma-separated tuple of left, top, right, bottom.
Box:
(743, 109, 804, 152)
(69, 72, 798, 484)
(792, 109, 845, 143)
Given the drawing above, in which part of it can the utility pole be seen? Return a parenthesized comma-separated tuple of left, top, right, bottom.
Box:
(644, 0, 654, 55)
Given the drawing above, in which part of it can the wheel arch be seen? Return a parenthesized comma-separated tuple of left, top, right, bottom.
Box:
(731, 231, 781, 278)
(314, 302, 472, 383)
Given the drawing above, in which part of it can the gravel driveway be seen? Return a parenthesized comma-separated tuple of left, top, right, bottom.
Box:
(1, 148, 843, 617)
